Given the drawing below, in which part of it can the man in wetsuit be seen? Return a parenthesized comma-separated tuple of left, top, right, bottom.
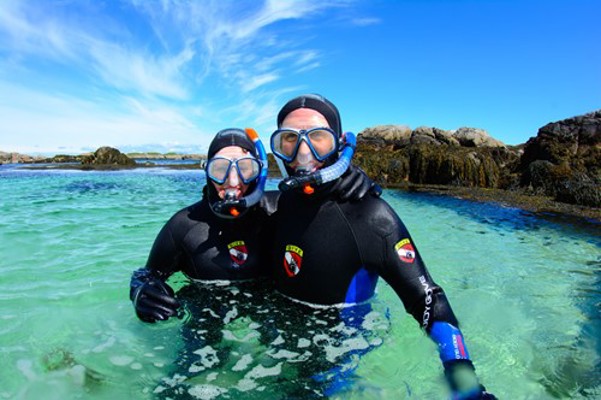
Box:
(269, 94, 497, 399)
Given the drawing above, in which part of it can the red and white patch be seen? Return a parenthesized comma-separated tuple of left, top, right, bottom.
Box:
(283, 244, 303, 277)
(227, 241, 248, 266)
(394, 238, 416, 264)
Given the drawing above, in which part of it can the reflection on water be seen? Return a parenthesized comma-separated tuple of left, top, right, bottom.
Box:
(0, 168, 599, 399)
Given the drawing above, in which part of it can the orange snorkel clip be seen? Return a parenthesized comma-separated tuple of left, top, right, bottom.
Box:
(303, 184, 315, 195)
(229, 207, 240, 217)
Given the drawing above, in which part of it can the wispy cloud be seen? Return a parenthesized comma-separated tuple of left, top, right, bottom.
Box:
(350, 17, 381, 26)
(0, 0, 366, 153)
(0, 80, 209, 154)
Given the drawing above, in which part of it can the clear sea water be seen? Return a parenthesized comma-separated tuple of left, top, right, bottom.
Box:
(0, 164, 599, 400)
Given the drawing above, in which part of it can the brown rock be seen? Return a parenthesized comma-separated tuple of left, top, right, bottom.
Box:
(81, 147, 136, 166)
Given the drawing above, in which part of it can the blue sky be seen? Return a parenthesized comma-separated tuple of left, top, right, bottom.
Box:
(0, 0, 599, 155)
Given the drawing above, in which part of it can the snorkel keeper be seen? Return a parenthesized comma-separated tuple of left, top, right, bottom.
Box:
(205, 128, 268, 218)
(274, 94, 356, 193)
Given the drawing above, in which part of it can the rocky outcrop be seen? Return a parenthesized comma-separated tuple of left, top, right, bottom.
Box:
(127, 152, 204, 160)
(518, 110, 601, 207)
(354, 125, 518, 188)
(0, 151, 46, 164)
(81, 147, 136, 166)
(48, 154, 84, 163)
(355, 111, 601, 209)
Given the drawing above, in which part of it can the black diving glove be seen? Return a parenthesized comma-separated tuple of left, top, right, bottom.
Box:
(130, 272, 180, 323)
(332, 164, 382, 202)
(445, 360, 497, 400)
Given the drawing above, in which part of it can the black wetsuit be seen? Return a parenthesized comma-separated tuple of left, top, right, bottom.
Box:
(270, 187, 473, 367)
(131, 190, 278, 285)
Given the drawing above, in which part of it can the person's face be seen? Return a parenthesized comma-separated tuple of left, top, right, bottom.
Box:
(210, 146, 251, 200)
(280, 108, 330, 172)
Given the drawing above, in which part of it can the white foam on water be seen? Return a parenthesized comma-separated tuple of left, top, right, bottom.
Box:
(222, 329, 260, 343)
(232, 354, 253, 371)
(266, 349, 300, 360)
(155, 373, 187, 392)
(331, 321, 358, 335)
(244, 362, 283, 380)
(201, 308, 220, 319)
(236, 377, 258, 392)
(297, 338, 311, 348)
(223, 307, 238, 324)
(324, 336, 370, 363)
(91, 336, 116, 353)
(109, 355, 133, 366)
(361, 310, 389, 331)
(271, 334, 285, 345)
(189, 346, 219, 373)
(188, 384, 227, 399)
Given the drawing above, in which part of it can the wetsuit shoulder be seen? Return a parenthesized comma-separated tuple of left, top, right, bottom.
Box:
(338, 195, 402, 238)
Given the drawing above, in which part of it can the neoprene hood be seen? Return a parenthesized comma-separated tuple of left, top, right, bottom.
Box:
(208, 128, 257, 160)
(277, 94, 342, 137)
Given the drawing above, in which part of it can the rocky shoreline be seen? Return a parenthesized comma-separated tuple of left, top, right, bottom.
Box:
(353, 110, 600, 223)
(3, 110, 599, 223)
(397, 183, 600, 223)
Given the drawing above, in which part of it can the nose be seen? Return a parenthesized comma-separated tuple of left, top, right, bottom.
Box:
(294, 141, 313, 165)
(297, 140, 311, 155)
(226, 165, 239, 186)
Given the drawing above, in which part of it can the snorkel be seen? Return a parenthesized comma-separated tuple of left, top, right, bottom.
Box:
(278, 131, 356, 192)
(207, 128, 268, 219)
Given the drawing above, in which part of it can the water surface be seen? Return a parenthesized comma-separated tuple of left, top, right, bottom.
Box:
(0, 165, 599, 399)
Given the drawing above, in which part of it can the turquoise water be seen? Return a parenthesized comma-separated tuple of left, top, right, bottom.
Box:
(0, 165, 599, 399)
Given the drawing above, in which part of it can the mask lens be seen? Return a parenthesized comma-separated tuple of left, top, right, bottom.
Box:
(307, 129, 337, 159)
(237, 158, 260, 183)
(273, 130, 300, 160)
(207, 158, 231, 183)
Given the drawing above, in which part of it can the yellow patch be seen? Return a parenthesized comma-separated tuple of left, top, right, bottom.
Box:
(285, 244, 303, 256)
(228, 240, 245, 249)
(394, 238, 411, 251)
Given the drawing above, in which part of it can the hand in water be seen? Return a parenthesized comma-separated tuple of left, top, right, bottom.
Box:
(132, 278, 181, 323)
(445, 360, 497, 400)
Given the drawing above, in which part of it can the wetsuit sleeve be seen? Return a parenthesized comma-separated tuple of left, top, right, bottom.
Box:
(129, 218, 184, 300)
(358, 201, 489, 396)
(365, 206, 459, 331)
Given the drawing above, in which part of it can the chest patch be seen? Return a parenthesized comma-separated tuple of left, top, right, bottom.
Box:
(283, 244, 303, 277)
(394, 238, 416, 264)
(228, 240, 248, 267)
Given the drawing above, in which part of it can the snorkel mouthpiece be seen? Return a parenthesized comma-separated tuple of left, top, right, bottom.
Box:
(278, 132, 357, 193)
(224, 190, 237, 201)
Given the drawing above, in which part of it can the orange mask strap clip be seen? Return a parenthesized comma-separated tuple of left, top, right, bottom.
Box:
(229, 208, 240, 217)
